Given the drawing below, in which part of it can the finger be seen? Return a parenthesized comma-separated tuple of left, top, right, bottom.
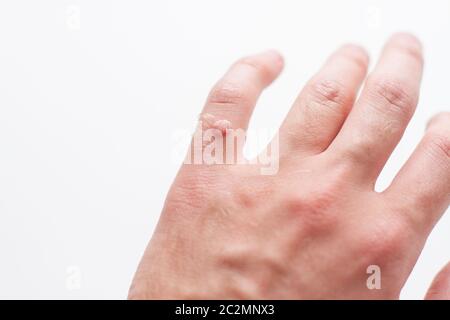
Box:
(384, 112, 450, 231)
(425, 261, 450, 300)
(279, 44, 369, 156)
(201, 50, 284, 132)
(328, 33, 424, 183)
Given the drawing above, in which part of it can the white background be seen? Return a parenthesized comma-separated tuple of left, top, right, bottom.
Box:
(0, 0, 448, 299)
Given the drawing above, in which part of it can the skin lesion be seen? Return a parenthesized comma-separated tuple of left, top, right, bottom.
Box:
(199, 113, 232, 133)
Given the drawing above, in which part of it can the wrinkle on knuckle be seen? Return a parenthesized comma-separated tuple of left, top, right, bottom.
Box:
(208, 82, 251, 107)
(429, 133, 450, 160)
(306, 79, 349, 112)
(424, 132, 450, 161)
(368, 77, 416, 119)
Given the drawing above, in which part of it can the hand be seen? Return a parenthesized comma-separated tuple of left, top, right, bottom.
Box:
(129, 33, 450, 299)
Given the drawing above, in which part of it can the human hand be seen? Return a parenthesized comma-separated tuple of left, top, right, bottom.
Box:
(129, 33, 450, 299)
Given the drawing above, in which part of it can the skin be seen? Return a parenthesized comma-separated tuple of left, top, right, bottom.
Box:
(129, 33, 450, 299)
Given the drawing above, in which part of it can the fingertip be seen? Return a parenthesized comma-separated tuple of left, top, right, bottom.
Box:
(251, 49, 285, 83)
(339, 44, 369, 60)
(389, 32, 423, 48)
(228, 49, 284, 88)
(384, 32, 423, 62)
(261, 49, 284, 62)
(260, 49, 285, 74)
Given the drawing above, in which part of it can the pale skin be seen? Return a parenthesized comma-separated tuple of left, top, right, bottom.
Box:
(129, 33, 450, 299)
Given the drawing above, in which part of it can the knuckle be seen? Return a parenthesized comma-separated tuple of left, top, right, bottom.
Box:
(423, 131, 450, 162)
(376, 230, 405, 257)
(306, 79, 349, 111)
(335, 134, 378, 165)
(368, 77, 417, 119)
(208, 82, 251, 107)
(360, 219, 408, 261)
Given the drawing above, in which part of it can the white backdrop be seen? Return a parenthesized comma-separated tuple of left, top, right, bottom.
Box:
(0, 0, 448, 299)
